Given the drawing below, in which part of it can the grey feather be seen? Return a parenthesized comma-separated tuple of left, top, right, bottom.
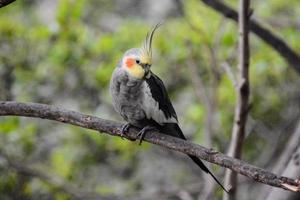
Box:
(109, 58, 227, 192)
(110, 66, 146, 126)
(110, 65, 176, 126)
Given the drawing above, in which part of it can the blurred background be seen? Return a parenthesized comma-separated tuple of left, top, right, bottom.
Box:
(0, 0, 300, 200)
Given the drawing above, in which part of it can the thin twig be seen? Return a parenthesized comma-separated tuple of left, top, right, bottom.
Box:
(0, 0, 15, 8)
(0, 101, 299, 192)
(223, 0, 251, 199)
(221, 62, 238, 89)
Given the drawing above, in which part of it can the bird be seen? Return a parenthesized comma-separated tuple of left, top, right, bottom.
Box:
(109, 23, 227, 192)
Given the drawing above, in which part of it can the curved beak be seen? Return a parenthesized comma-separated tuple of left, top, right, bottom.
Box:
(141, 63, 151, 77)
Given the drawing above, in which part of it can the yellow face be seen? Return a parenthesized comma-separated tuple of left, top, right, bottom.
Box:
(123, 53, 152, 79)
(122, 23, 161, 79)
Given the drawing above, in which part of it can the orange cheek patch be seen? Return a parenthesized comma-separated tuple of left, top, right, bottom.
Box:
(125, 58, 135, 68)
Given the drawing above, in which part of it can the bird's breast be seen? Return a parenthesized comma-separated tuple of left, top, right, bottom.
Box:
(111, 76, 146, 124)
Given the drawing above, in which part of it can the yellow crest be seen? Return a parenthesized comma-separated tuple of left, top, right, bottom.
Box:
(141, 22, 163, 65)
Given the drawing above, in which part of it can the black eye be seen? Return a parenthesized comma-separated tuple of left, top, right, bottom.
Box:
(136, 59, 140, 64)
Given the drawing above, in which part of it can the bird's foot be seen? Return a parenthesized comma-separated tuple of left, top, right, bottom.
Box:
(137, 126, 157, 145)
(120, 123, 132, 139)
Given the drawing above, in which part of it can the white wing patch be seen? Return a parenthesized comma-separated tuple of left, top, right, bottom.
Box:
(143, 83, 178, 124)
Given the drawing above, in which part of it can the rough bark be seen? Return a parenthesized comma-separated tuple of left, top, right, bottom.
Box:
(0, 101, 300, 192)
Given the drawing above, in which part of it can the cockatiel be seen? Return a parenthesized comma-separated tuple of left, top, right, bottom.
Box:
(110, 24, 227, 192)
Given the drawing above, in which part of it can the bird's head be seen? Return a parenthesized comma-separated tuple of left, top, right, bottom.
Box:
(120, 23, 161, 79)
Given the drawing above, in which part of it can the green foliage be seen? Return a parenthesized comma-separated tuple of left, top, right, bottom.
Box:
(0, 118, 20, 134)
(0, 0, 299, 199)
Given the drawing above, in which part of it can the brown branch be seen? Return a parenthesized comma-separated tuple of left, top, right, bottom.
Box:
(224, 0, 251, 199)
(0, 101, 300, 192)
(0, 0, 15, 8)
(200, 0, 300, 74)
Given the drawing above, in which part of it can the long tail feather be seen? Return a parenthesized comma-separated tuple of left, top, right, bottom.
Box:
(188, 155, 228, 193)
(161, 123, 228, 193)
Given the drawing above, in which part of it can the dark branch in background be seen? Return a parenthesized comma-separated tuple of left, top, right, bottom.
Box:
(224, 0, 251, 199)
(0, 0, 15, 8)
(200, 0, 300, 74)
(0, 101, 300, 192)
